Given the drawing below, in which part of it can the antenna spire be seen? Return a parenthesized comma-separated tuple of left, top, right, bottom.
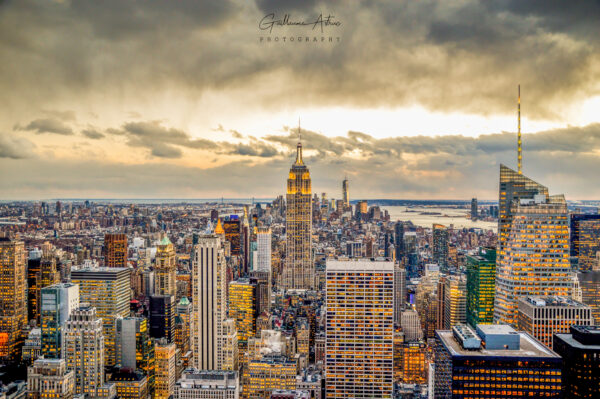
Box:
(295, 118, 303, 165)
(518, 84, 522, 174)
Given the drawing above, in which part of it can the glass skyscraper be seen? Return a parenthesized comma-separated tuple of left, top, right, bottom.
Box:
(466, 247, 496, 327)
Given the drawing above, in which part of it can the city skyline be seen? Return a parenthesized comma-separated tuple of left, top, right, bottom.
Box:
(1, 1, 600, 200)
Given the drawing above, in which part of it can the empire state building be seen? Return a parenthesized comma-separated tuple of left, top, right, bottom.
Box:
(282, 131, 314, 290)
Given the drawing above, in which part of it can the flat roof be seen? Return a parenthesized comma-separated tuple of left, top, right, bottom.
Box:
(326, 259, 394, 271)
(437, 330, 560, 359)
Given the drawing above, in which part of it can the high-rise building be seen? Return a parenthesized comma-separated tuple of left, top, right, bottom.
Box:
(71, 266, 131, 367)
(63, 305, 109, 397)
(400, 341, 427, 384)
(149, 295, 175, 342)
(40, 283, 79, 359)
(116, 317, 155, 393)
(0, 237, 27, 362)
(577, 270, 600, 325)
(432, 224, 449, 271)
(570, 214, 600, 271)
(250, 271, 271, 316)
(466, 247, 496, 327)
(282, 134, 313, 290)
(394, 265, 407, 324)
(27, 358, 75, 399)
(325, 259, 394, 399)
(444, 275, 467, 329)
(470, 198, 478, 220)
(28, 254, 61, 325)
(433, 324, 562, 398)
(223, 219, 242, 256)
(246, 354, 297, 399)
(400, 310, 423, 341)
(174, 369, 239, 399)
(192, 235, 232, 370)
(154, 235, 177, 298)
(229, 279, 258, 343)
(342, 176, 349, 209)
(256, 226, 272, 273)
(517, 296, 593, 349)
(394, 222, 404, 261)
(494, 166, 572, 326)
(108, 370, 148, 399)
(174, 297, 192, 356)
(155, 340, 177, 399)
(554, 325, 600, 399)
(104, 233, 128, 268)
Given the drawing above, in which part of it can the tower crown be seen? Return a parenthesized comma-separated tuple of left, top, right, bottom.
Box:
(295, 118, 304, 165)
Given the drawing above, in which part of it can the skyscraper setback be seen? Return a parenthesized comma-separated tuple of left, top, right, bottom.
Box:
(282, 130, 313, 290)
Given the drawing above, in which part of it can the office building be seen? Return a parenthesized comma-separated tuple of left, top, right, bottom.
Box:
(256, 226, 272, 273)
(155, 340, 176, 399)
(154, 235, 177, 297)
(325, 259, 394, 399)
(470, 197, 478, 220)
(104, 233, 128, 268)
(433, 324, 562, 398)
(494, 166, 572, 326)
(444, 274, 467, 329)
(174, 369, 239, 399)
(229, 279, 258, 343)
(342, 176, 349, 209)
(71, 266, 131, 367)
(27, 358, 75, 399)
(401, 341, 427, 384)
(115, 317, 155, 392)
(394, 265, 407, 323)
(577, 270, 600, 325)
(223, 219, 241, 256)
(63, 306, 108, 397)
(394, 222, 404, 261)
(175, 297, 192, 356)
(400, 310, 423, 342)
(250, 271, 271, 316)
(432, 224, 449, 271)
(466, 247, 496, 327)
(108, 370, 148, 399)
(28, 255, 60, 325)
(570, 214, 600, 271)
(21, 328, 41, 365)
(517, 296, 593, 349)
(554, 325, 600, 398)
(40, 283, 79, 358)
(246, 354, 297, 399)
(0, 237, 27, 362)
(282, 135, 313, 290)
(149, 295, 175, 342)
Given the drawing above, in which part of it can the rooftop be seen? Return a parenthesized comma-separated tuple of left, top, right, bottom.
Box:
(521, 295, 587, 308)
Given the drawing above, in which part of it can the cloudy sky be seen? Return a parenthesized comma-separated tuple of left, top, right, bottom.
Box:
(1, 0, 600, 200)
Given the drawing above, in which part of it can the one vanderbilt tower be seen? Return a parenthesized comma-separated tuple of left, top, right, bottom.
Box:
(282, 122, 314, 290)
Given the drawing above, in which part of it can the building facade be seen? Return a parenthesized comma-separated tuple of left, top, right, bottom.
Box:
(466, 247, 496, 327)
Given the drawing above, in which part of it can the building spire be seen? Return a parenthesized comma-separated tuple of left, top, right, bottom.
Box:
(295, 117, 303, 165)
(518, 84, 522, 174)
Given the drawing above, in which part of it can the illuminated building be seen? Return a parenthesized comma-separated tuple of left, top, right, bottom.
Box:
(401, 341, 427, 384)
(494, 166, 572, 326)
(570, 214, 600, 271)
(433, 324, 562, 398)
(229, 279, 258, 343)
(223, 219, 242, 256)
(192, 235, 233, 370)
(577, 270, 600, 325)
(221, 318, 239, 371)
(256, 226, 272, 273)
(345, 241, 362, 258)
(63, 306, 110, 397)
(355, 200, 368, 220)
(104, 233, 128, 268)
(432, 224, 449, 271)
(517, 296, 593, 349)
(175, 297, 192, 356)
(116, 317, 155, 394)
(282, 133, 313, 291)
(108, 370, 148, 399)
(174, 369, 239, 399)
(0, 237, 27, 362)
(466, 247, 496, 327)
(471, 197, 478, 220)
(155, 235, 177, 298)
(325, 259, 394, 399)
(40, 283, 79, 359)
(27, 358, 75, 399)
(155, 340, 177, 399)
(28, 254, 61, 325)
(554, 325, 600, 399)
(342, 176, 349, 209)
(149, 295, 175, 342)
(296, 319, 309, 359)
(250, 271, 271, 316)
(71, 266, 131, 367)
(22, 328, 41, 365)
(443, 274, 467, 329)
(247, 354, 297, 399)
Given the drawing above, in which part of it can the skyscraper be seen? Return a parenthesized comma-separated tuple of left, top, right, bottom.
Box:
(577, 270, 600, 325)
(394, 222, 404, 261)
(470, 197, 478, 220)
(494, 168, 572, 326)
(432, 224, 448, 271)
(466, 247, 496, 327)
(154, 235, 177, 297)
(27, 358, 75, 399)
(325, 259, 394, 399)
(155, 340, 176, 399)
(71, 266, 131, 367)
(228, 279, 258, 343)
(149, 295, 175, 342)
(394, 265, 407, 324)
(570, 214, 600, 271)
(443, 275, 467, 329)
(342, 176, 349, 209)
(282, 131, 313, 290)
(40, 283, 79, 359)
(0, 237, 27, 362)
(192, 234, 234, 370)
(104, 233, 128, 268)
(116, 317, 155, 394)
(256, 226, 272, 273)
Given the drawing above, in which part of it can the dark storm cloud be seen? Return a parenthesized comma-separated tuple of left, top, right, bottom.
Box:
(15, 118, 74, 135)
(1, 0, 598, 119)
